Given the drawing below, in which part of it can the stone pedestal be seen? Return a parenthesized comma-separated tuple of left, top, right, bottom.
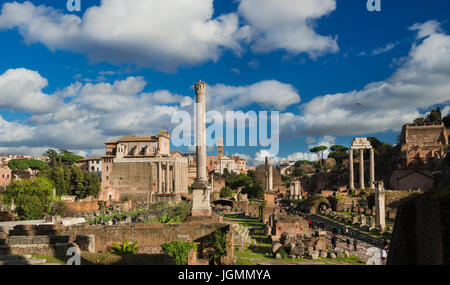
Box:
(191, 182, 212, 216)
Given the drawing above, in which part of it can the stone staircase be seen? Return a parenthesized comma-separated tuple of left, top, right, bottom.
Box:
(0, 254, 47, 265)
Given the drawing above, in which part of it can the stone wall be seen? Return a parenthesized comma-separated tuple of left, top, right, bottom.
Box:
(64, 201, 99, 216)
(2, 222, 234, 264)
(387, 193, 450, 265)
(0, 211, 15, 222)
(109, 162, 153, 201)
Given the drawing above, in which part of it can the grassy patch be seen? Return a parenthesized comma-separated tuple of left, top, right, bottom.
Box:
(31, 255, 66, 265)
(80, 252, 175, 265)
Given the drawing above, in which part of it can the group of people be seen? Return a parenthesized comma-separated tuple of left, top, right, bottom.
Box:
(96, 215, 132, 226)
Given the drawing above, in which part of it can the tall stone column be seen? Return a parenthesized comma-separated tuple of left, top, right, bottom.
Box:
(349, 149, 354, 190)
(375, 181, 386, 230)
(191, 81, 211, 216)
(158, 161, 162, 194)
(165, 162, 169, 194)
(268, 165, 273, 191)
(359, 149, 365, 189)
(173, 162, 177, 194)
(369, 148, 375, 189)
(195, 81, 207, 185)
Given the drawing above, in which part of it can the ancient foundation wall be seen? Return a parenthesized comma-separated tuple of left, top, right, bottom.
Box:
(388, 194, 450, 265)
(1, 222, 234, 264)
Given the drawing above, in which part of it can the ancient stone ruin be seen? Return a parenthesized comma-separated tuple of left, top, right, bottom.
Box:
(348, 137, 375, 190)
(191, 80, 212, 217)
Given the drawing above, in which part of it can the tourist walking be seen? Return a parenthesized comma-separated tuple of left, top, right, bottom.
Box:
(331, 235, 337, 249)
(353, 238, 358, 251)
(346, 238, 351, 249)
(381, 246, 388, 265)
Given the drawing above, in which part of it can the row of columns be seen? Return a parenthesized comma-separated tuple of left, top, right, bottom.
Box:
(349, 148, 375, 190)
(157, 161, 188, 194)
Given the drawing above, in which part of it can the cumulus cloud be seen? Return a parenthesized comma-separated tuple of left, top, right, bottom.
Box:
(208, 80, 301, 111)
(0, 0, 245, 72)
(0, 69, 193, 153)
(280, 20, 450, 138)
(0, 67, 298, 155)
(249, 135, 334, 166)
(0, 0, 339, 71)
(0, 68, 62, 113)
(238, 0, 338, 57)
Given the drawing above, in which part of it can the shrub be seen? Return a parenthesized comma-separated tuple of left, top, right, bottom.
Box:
(110, 238, 139, 255)
(16, 195, 45, 220)
(204, 229, 229, 265)
(220, 186, 233, 198)
(161, 241, 197, 265)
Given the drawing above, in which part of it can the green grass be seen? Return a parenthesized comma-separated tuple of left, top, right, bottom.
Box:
(31, 255, 66, 265)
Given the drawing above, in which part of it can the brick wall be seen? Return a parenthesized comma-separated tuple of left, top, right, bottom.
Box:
(388, 194, 450, 265)
(4, 222, 234, 264)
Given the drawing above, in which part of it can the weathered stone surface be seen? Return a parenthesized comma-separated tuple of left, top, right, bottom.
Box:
(329, 252, 337, 259)
(271, 242, 282, 254)
(310, 251, 320, 260)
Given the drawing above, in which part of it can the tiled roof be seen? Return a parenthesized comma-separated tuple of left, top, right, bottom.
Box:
(105, 135, 159, 144)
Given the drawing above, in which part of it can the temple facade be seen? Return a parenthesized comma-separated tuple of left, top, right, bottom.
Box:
(100, 130, 189, 202)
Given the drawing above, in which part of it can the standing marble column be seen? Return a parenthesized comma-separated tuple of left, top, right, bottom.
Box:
(158, 161, 162, 194)
(375, 181, 386, 230)
(165, 162, 169, 194)
(369, 148, 375, 189)
(359, 149, 365, 189)
(195, 81, 207, 185)
(349, 149, 354, 190)
(191, 81, 211, 216)
(173, 162, 177, 194)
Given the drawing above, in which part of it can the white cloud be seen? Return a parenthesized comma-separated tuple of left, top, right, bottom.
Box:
(0, 0, 339, 71)
(252, 135, 334, 166)
(0, 0, 245, 72)
(371, 42, 397, 55)
(208, 80, 301, 111)
(238, 0, 338, 57)
(0, 70, 192, 153)
(279, 21, 450, 138)
(409, 20, 442, 39)
(442, 105, 450, 116)
(0, 68, 62, 113)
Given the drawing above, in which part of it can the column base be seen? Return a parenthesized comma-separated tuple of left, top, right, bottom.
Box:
(191, 209, 212, 217)
(191, 185, 212, 217)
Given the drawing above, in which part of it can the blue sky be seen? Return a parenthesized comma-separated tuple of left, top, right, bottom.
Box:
(0, 0, 449, 165)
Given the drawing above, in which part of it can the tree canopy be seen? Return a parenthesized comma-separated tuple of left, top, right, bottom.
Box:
(38, 165, 100, 199)
(310, 145, 328, 169)
(8, 159, 50, 171)
(43, 149, 84, 166)
(328, 145, 348, 166)
(2, 177, 55, 220)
